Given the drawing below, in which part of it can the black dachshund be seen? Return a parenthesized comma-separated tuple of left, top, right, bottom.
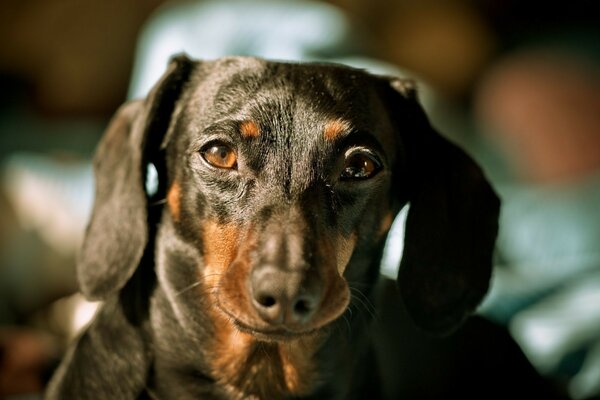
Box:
(47, 56, 552, 399)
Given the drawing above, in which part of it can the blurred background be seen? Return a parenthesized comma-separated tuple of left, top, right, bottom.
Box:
(1, 0, 599, 398)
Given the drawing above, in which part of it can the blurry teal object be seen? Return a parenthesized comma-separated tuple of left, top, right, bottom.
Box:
(479, 174, 600, 399)
(128, 0, 416, 100)
(129, 0, 364, 99)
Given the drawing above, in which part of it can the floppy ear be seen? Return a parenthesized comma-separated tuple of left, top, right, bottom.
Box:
(78, 55, 194, 300)
(387, 78, 500, 335)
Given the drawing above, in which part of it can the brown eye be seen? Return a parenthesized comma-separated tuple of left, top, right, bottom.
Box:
(340, 151, 381, 180)
(201, 143, 237, 169)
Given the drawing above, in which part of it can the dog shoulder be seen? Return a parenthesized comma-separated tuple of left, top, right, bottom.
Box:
(46, 298, 150, 399)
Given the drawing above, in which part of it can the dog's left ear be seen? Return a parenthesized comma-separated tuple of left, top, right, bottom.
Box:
(78, 55, 194, 300)
(385, 78, 500, 335)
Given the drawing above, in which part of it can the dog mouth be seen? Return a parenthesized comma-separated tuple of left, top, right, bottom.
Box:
(232, 319, 321, 342)
(216, 304, 323, 342)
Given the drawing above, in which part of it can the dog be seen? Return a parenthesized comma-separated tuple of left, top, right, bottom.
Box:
(45, 55, 519, 399)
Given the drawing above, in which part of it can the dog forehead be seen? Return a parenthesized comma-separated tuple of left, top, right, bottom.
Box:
(182, 58, 391, 144)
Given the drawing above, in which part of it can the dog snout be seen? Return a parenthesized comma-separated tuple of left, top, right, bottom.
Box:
(250, 265, 322, 327)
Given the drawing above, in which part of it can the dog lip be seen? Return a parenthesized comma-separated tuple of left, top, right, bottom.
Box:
(232, 319, 319, 341)
(215, 301, 323, 341)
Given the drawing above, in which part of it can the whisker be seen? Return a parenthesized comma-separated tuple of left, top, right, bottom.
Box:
(345, 281, 372, 288)
(349, 287, 377, 315)
(346, 305, 353, 318)
(149, 198, 167, 206)
(342, 314, 352, 338)
(351, 294, 377, 319)
(175, 273, 225, 297)
(349, 290, 378, 321)
(174, 281, 203, 296)
(144, 386, 162, 400)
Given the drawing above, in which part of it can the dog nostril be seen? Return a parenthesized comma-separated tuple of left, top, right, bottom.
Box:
(293, 298, 313, 316)
(253, 291, 284, 324)
(257, 295, 277, 308)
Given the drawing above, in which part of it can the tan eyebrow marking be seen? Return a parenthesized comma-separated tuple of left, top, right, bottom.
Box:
(240, 120, 260, 138)
(323, 119, 351, 142)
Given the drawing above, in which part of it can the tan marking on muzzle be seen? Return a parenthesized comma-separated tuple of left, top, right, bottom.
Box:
(201, 222, 326, 397)
(201, 220, 241, 288)
(336, 232, 358, 274)
(378, 211, 395, 237)
(167, 181, 181, 221)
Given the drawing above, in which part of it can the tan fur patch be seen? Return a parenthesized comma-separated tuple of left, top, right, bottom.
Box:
(200, 222, 323, 398)
(208, 309, 323, 399)
(279, 335, 324, 394)
(378, 211, 394, 237)
(336, 232, 358, 274)
(240, 120, 260, 139)
(323, 118, 351, 142)
(201, 221, 241, 288)
(167, 181, 181, 221)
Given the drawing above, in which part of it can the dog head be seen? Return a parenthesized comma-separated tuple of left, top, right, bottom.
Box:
(78, 55, 499, 338)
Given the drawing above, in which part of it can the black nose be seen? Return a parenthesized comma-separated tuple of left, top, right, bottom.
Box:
(250, 265, 322, 326)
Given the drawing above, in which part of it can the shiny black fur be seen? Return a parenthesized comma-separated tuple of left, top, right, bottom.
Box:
(46, 56, 560, 399)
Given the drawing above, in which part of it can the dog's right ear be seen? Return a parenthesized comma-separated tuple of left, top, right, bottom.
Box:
(78, 55, 194, 300)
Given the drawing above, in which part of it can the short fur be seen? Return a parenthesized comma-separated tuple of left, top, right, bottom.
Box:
(46, 55, 522, 399)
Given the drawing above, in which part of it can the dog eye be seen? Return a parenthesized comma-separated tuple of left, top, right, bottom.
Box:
(201, 143, 237, 169)
(340, 151, 382, 180)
